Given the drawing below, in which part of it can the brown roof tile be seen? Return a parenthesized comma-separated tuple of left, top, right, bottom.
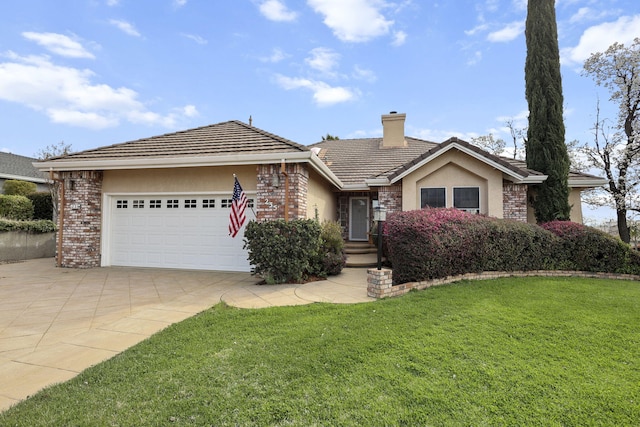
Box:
(310, 137, 438, 186)
(48, 120, 308, 162)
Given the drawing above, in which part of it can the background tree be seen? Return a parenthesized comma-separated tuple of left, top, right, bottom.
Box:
(35, 141, 73, 219)
(578, 39, 640, 244)
(321, 134, 339, 141)
(469, 134, 506, 156)
(524, 0, 571, 222)
(505, 119, 527, 160)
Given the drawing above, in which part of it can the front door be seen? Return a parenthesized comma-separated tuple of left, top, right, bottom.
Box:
(349, 197, 369, 241)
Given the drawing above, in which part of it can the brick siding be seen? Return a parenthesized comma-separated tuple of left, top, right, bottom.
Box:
(256, 163, 308, 221)
(59, 171, 103, 268)
(503, 182, 527, 222)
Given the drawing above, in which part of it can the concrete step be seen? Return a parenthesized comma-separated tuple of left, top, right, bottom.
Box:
(345, 252, 384, 268)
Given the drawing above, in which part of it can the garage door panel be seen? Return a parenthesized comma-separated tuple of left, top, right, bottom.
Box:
(108, 195, 253, 272)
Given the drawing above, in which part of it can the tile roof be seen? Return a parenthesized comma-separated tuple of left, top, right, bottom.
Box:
(310, 137, 438, 186)
(0, 152, 47, 181)
(48, 120, 308, 162)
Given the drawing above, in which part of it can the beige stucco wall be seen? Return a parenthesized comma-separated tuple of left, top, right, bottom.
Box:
(307, 169, 337, 221)
(401, 150, 504, 218)
(102, 166, 257, 194)
(526, 188, 585, 224)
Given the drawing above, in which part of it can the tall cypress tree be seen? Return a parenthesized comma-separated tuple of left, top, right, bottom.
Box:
(525, 0, 571, 222)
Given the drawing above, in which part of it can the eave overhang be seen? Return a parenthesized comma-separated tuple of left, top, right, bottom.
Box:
(34, 151, 344, 189)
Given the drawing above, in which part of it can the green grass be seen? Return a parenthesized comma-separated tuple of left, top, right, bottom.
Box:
(2, 277, 639, 426)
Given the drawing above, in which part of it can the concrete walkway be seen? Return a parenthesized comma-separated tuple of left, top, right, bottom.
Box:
(0, 258, 374, 412)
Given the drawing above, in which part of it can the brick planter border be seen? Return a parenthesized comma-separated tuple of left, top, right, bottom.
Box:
(367, 269, 640, 299)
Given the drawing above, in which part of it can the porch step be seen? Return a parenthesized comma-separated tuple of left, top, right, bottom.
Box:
(343, 242, 377, 255)
(344, 242, 380, 268)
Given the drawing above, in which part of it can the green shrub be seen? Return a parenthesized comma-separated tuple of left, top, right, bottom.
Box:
(541, 221, 640, 274)
(0, 194, 34, 220)
(27, 192, 53, 220)
(0, 218, 56, 233)
(482, 219, 559, 271)
(3, 179, 36, 196)
(385, 209, 640, 285)
(244, 219, 322, 284)
(313, 221, 346, 276)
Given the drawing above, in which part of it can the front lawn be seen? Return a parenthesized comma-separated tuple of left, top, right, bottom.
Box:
(2, 277, 639, 426)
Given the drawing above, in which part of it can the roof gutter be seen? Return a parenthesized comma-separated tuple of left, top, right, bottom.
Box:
(34, 151, 344, 189)
(568, 177, 608, 187)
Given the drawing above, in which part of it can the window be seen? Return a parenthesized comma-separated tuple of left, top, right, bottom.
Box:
(221, 199, 232, 208)
(116, 200, 128, 209)
(203, 199, 215, 208)
(454, 187, 480, 212)
(166, 199, 179, 209)
(133, 200, 144, 209)
(150, 200, 161, 209)
(421, 188, 445, 208)
(247, 199, 255, 208)
(184, 199, 197, 208)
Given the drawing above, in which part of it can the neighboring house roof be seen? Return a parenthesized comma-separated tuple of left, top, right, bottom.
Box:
(0, 152, 48, 183)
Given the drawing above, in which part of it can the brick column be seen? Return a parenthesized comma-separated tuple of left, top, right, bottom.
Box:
(367, 268, 394, 298)
(59, 171, 103, 268)
(503, 182, 527, 222)
(256, 163, 309, 221)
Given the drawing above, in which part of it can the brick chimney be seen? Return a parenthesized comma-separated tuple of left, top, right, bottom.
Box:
(381, 111, 407, 148)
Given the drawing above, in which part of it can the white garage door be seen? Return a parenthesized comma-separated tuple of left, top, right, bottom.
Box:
(107, 195, 255, 272)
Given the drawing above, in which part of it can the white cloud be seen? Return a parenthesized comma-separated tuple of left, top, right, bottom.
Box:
(0, 52, 193, 129)
(260, 47, 289, 63)
(106, 0, 120, 6)
(174, 0, 188, 7)
(305, 47, 340, 74)
(258, 0, 298, 22)
(109, 19, 141, 37)
(274, 74, 357, 106)
(22, 32, 95, 59)
(391, 30, 407, 46)
(487, 20, 524, 42)
(352, 65, 376, 82)
(181, 33, 208, 45)
(307, 0, 394, 42)
(569, 7, 593, 24)
(561, 15, 640, 66)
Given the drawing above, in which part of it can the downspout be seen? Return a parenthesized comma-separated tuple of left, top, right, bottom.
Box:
(50, 170, 65, 267)
(280, 159, 289, 221)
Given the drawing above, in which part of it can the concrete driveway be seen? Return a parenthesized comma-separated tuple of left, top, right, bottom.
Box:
(0, 258, 373, 412)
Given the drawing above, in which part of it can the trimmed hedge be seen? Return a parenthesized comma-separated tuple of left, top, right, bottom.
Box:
(385, 208, 640, 285)
(0, 218, 56, 233)
(541, 221, 640, 274)
(3, 179, 36, 196)
(0, 195, 34, 220)
(244, 219, 346, 284)
(27, 192, 54, 220)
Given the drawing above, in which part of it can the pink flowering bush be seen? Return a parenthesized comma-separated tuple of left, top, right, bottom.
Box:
(385, 208, 559, 284)
(385, 209, 640, 285)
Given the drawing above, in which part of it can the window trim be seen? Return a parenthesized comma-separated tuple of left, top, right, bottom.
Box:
(420, 187, 446, 209)
(453, 186, 480, 212)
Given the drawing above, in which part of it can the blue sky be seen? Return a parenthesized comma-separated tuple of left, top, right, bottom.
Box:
(0, 0, 638, 221)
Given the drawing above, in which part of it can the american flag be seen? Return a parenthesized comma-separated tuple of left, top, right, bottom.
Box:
(229, 177, 247, 238)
